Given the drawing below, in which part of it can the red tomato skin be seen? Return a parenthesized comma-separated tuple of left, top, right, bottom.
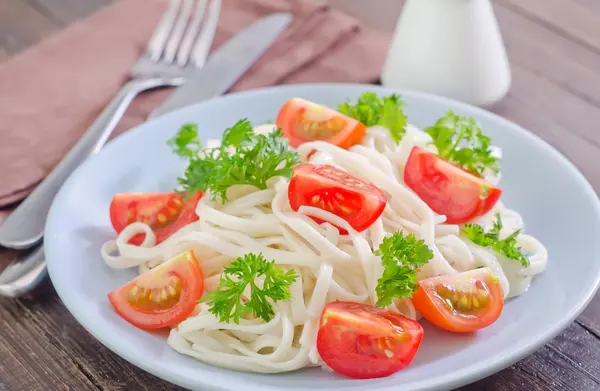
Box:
(276, 98, 366, 149)
(404, 147, 502, 224)
(317, 302, 424, 379)
(109, 192, 202, 245)
(288, 164, 387, 232)
(412, 268, 504, 333)
(107, 251, 204, 330)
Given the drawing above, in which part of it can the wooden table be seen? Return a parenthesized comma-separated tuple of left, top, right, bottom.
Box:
(1, 0, 599, 390)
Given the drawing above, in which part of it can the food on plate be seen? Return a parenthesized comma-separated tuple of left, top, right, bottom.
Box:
(109, 192, 202, 245)
(101, 93, 548, 378)
(412, 268, 503, 333)
(288, 163, 387, 232)
(276, 97, 366, 148)
(404, 147, 502, 224)
(107, 250, 203, 329)
(317, 302, 424, 379)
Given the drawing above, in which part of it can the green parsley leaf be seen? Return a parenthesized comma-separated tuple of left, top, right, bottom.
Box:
(462, 214, 529, 267)
(167, 123, 202, 158)
(201, 253, 298, 323)
(221, 119, 254, 148)
(338, 92, 407, 143)
(169, 119, 300, 201)
(425, 111, 500, 176)
(375, 232, 433, 307)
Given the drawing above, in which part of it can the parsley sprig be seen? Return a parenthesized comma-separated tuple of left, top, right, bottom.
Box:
(168, 123, 202, 158)
(425, 111, 499, 177)
(375, 232, 433, 307)
(202, 253, 298, 323)
(168, 119, 300, 201)
(338, 92, 407, 143)
(462, 215, 529, 267)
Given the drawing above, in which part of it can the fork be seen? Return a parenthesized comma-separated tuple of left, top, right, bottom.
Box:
(0, 0, 221, 251)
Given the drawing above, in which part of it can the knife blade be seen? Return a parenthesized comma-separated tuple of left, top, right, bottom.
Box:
(150, 12, 292, 118)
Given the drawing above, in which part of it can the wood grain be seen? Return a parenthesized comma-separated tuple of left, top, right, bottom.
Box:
(1, 0, 600, 390)
(457, 322, 600, 391)
(499, 0, 600, 54)
(495, 2, 600, 110)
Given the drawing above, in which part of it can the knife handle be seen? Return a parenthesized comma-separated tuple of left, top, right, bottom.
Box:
(0, 78, 181, 250)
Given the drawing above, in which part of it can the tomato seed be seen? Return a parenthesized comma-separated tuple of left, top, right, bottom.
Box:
(157, 213, 168, 224)
(168, 286, 177, 297)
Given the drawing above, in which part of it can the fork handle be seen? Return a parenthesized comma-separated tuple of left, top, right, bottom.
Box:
(0, 78, 183, 250)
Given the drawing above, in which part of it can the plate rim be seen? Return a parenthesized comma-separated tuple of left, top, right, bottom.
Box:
(45, 82, 600, 391)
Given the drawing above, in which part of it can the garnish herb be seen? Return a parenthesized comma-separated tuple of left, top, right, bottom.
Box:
(375, 232, 433, 307)
(168, 123, 202, 158)
(202, 253, 298, 323)
(462, 214, 529, 267)
(338, 92, 407, 143)
(168, 119, 300, 201)
(425, 111, 500, 177)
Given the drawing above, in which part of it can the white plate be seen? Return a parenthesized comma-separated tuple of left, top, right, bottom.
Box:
(45, 84, 600, 391)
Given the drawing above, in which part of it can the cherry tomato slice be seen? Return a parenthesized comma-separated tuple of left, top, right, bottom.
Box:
(276, 98, 366, 149)
(288, 164, 387, 233)
(107, 250, 204, 329)
(403, 147, 502, 224)
(413, 267, 504, 333)
(317, 302, 424, 379)
(109, 192, 202, 245)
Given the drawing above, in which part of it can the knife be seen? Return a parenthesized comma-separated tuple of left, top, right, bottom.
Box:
(150, 12, 291, 118)
(0, 13, 292, 298)
(0, 13, 291, 252)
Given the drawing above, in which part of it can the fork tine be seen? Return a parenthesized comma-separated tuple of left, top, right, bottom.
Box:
(191, 0, 221, 67)
(147, 0, 181, 62)
(163, 0, 194, 65)
(176, 0, 207, 67)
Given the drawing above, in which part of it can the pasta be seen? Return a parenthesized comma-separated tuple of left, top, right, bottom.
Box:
(101, 117, 547, 374)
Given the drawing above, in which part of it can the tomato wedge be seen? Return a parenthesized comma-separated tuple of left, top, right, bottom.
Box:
(109, 192, 202, 245)
(413, 268, 504, 333)
(107, 250, 204, 329)
(276, 98, 366, 149)
(317, 302, 424, 379)
(288, 164, 387, 232)
(403, 147, 502, 224)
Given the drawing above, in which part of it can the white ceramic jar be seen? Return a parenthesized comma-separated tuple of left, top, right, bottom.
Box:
(381, 0, 511, 107)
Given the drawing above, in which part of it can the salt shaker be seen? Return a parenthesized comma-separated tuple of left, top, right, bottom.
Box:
(380, 0, 511, 107)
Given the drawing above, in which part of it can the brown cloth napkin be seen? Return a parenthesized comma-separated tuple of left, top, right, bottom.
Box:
(0, 0, 390, 209)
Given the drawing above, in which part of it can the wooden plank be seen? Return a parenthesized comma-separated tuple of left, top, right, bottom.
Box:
(498, 0, 600, 54)
(0, 280, 179, 390)
(29, 0, 113, 25)
(492, 88, 600, 193)
(459, 322, 600, 390)
(494, 2, 600, 108)
(550, 321, 600, 383)
(0, 0, 61, 55)
(579, 295, 600, 338)
(507, 64, 600, 148)
(0, 292, 99, 391)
